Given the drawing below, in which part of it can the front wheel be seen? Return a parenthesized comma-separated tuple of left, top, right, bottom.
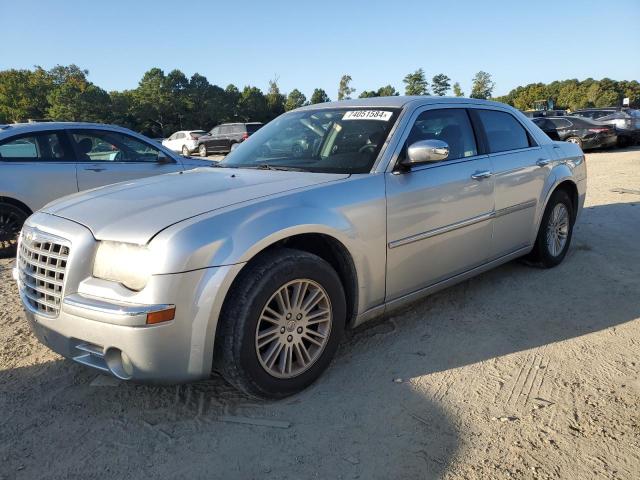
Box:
(0, 202, 29, 258)
(527, 189, 574, 268)
(215, 248, 346, 398)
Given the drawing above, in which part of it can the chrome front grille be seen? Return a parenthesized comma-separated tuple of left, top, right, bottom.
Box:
(17, 228, 71, 317)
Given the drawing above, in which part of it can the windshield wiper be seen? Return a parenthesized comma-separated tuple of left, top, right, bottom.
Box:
(250, 164, 305, 172)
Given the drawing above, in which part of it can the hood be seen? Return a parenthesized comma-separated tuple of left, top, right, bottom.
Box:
(43, 167, 348, 244)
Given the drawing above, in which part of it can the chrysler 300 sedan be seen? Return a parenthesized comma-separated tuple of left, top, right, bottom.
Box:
(0, 122, 211, 256)
(15, 97, 586, 398)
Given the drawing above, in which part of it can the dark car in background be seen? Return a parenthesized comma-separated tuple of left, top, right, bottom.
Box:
(570, 108, 640, 146)
(532, 116, 617, 150)
(197, 122, 263, 156)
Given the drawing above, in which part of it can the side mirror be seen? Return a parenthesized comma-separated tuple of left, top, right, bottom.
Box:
(157, 153, 173, 164)
(403, 139, 449, 166)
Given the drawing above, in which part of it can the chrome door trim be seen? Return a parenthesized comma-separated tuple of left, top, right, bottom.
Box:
(388, 211, 493, 249)
(387, 199, 537, 249)
(493, 199, 537, 218)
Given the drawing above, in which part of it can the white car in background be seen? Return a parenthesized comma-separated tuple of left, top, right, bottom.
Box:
(162, 130, 206, 156)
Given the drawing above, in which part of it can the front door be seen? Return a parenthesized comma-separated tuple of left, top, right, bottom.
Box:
(385, 107, 495, 301)
(69, 129, 183, 191)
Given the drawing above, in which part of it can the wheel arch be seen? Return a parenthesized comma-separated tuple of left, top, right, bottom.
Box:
(0, 196, 33, 215)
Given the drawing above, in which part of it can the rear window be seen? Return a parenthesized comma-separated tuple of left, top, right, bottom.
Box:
(190, 131, 206, 138)
(0, 133, 68, 161)
(246, 123, 262, 134)
(475, 110, 532, 153)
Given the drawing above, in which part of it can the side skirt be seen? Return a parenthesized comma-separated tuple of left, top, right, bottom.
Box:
(352, 245, 532, 328)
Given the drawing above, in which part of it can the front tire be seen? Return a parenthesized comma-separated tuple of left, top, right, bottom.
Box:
(527, 189, 574, 268)
(0, 202, 29, 258)
(215, 248, 346, 399)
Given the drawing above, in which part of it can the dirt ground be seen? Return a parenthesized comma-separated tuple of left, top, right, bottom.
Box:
(1, 148, 639, 480)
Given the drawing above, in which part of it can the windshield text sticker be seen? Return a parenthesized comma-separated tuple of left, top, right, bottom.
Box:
(342, 110, 393, 121)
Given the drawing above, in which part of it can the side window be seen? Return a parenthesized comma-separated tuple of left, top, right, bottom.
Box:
(475, 110, 532, 153)
(220, 126, 231, 135)
(406, 108, 477, 161)
(550, 118, 572, 128)
(211, 127, 220, 135)
(0, 133, 68, 161)
(70, 130, 164, 163)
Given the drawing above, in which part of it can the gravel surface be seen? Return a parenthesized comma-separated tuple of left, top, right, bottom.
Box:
(1, 147, 639, 479)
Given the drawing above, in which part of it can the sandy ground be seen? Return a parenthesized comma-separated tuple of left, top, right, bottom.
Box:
(1, 148, 639, 480)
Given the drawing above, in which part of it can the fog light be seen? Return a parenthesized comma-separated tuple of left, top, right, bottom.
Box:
(105, 348, 134, 380)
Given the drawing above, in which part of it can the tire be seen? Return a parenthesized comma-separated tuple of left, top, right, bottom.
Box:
(0, 202, 29, 258)
(181, 145, 189, 156)
(215, 248, 346, 398)
(199, 144, 207, 157)
(566, 136, 583, 149)
(526, 189, 574, 268)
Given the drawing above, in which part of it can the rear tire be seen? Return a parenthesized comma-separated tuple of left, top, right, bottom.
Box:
(566, 136, 583, 149)
(526, 189, 574, 268)
(199, 144, 207, 157)
(0, 202, 29, 258)
(215, 248, 346, 399)
(181, 145, 189, 156)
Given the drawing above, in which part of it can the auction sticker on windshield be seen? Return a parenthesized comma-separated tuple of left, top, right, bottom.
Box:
(342, 110, 393, 121)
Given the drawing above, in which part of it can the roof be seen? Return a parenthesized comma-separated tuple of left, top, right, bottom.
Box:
(0, 121, 136, 137)
(296, 95, 510, 111)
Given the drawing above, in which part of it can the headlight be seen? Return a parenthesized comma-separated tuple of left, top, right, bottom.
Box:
(93, 241, 152, 291)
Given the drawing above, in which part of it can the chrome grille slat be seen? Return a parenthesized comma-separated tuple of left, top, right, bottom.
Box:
(17, 227, 71, 317)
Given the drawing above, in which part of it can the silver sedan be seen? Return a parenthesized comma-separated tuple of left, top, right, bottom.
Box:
(15, 97, 586, 398)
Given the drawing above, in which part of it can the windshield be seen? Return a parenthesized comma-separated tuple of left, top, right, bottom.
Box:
(222, 108, 400, 173)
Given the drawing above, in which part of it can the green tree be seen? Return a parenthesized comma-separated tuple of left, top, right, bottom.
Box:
(338, 74, 355, 100)
(0, 67, 52, 122)
(432, 74, 451, 96)
(452, 82, 464, 97)
(470, 71, 495, 99)
(134, 68, 173, 136)
(285, 88, 307, 111)
(266, 78, 286, 119)
(239, 86, 268, 121)
(403, 69, 429, 95)
(310, 88, 330, 104)
(359, 85, 399, 98)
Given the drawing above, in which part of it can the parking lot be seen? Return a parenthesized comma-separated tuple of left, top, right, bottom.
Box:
(1, 147, 638, 479)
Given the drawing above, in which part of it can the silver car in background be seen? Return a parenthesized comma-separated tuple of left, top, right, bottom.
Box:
(0, 122, 211, 256)
(15, 97, 586, 398)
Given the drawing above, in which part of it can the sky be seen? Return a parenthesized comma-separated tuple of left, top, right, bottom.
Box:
(1, 0, 639, 99)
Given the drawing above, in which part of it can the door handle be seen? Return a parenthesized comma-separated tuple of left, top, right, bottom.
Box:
(536, 158, 551, 167)
(471, 170, 493, 180)
(84, 167, 106, 172)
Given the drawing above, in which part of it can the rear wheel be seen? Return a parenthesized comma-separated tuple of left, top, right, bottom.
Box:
(199, 144, 207, 157)
(566, 136, 583, 149)
(181, 145, 189, 156)
(215, 248, 346, 398)
(0, 202, 29, 258)
(527, 189, 574, 268)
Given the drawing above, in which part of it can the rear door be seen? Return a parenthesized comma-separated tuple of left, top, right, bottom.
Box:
(471, 108, 548, 259)
(385, 107, 494, 300)
(0, 130, 78, 211)
(71, 129, 183, 191)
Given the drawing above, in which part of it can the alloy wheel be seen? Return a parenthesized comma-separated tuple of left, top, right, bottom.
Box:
(546, 203, 569, 257)
(255, 279, 332, 379)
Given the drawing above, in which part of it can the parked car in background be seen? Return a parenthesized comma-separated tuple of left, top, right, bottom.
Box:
(532, 116, 617, 150)
(522, 109, 567, 118)
(570, 108, 640, 146)
(197, 122, 263, 156)
(162, 130, 207, 156)
(15, 97, 586, 398)
(0, 122, 211, 256)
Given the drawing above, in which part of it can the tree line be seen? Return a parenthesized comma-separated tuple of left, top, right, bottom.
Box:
(0, 65, 637, 137)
